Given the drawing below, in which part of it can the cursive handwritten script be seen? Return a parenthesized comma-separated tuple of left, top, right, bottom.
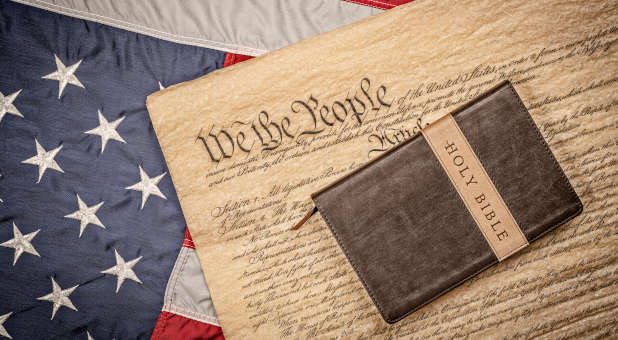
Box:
(195, 78, 392, 163)
(146, 1, 617, 338)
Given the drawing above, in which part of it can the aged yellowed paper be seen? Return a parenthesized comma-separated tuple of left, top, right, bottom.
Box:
(147, 0, 617, 338)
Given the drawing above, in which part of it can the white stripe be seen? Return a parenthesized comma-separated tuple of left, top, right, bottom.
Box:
(161, 246, 220, 327)
(11, 0, 382, 55)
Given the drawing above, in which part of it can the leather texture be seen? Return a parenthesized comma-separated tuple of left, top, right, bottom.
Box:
(312, 81, 582, 323)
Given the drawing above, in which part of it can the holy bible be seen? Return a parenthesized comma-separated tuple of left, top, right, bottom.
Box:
(305, 81, 582, 323)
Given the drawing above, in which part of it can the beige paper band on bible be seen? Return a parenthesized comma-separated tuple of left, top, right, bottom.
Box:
(422, 114, 528, 260)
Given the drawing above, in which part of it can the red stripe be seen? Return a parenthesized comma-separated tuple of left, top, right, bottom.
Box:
(223, 53, 254, 67)
(341, 0, 413, 10)
(183, 227, 195, 249)
(151, 312, 224, 340)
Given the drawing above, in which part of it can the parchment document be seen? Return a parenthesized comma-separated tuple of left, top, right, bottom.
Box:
(147, 0, 617, 338)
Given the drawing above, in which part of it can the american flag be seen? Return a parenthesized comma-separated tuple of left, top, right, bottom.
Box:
(0, 2, 224, 338)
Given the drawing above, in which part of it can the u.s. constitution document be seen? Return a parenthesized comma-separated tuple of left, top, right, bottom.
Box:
(147, 0, 617, 338)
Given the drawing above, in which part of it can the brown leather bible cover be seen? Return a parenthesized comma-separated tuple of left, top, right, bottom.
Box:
(311, 81, 582, 323)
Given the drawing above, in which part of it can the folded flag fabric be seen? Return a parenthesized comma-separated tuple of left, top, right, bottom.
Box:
(11, 0, 387, 56)
(0, 1, 225, 338)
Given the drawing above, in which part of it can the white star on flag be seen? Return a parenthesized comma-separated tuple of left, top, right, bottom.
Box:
(21, 138, 64, 183)
(0, 312, 12, 339)
(85, 110, 126, 153)
(0, 222, 40, 266)
(125, 165, 167, 209)
(37, 277, 79, 320)
(64, 194, 105, 238)
(101, 249, 143, 293)
(42, 54, 84, 98)
(0, 89, 23, 124)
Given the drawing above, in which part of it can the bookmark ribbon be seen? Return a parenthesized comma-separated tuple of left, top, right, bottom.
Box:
(291, 206, 317, 230)
(422, 114, 528, 261)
